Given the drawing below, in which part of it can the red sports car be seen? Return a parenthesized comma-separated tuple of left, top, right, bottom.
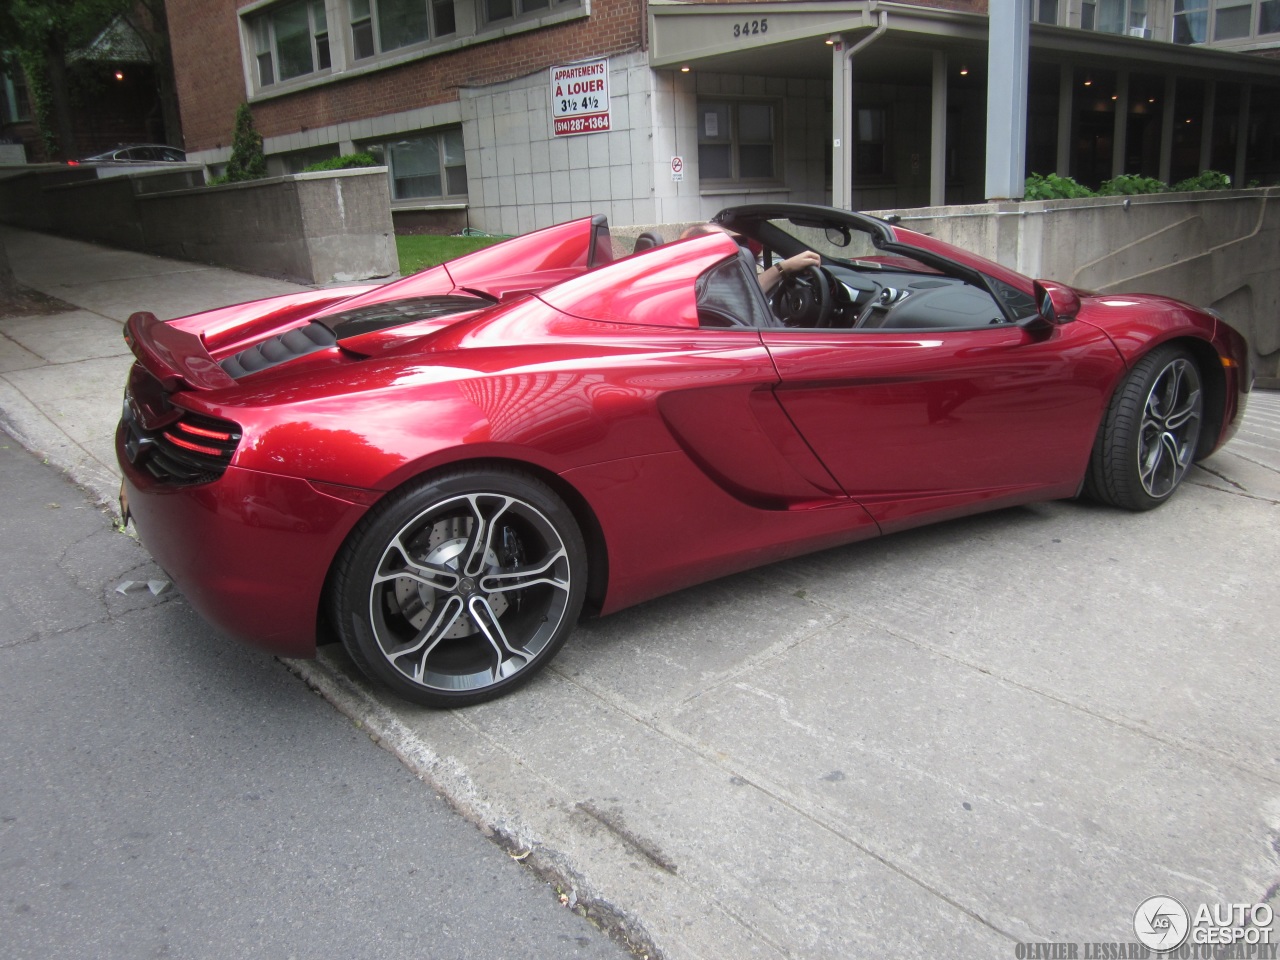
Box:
(116, 204, 1250, 707)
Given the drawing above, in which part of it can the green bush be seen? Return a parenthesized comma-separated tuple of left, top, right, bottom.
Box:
(222, 103, 266, 183)
(1024, 173, 1095, 200)
(301, 152, 379, 172)
(1172, 170, 1232, 192)
(1098, 174, 1168, 196)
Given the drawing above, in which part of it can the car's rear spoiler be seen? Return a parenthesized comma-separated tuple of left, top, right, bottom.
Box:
(124, 311, 237, 391)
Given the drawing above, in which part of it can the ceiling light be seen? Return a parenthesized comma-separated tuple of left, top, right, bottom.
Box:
(680, 66, 690, 73)
(959, 65, 969, 76)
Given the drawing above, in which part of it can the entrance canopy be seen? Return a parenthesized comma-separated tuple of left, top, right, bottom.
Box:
(649, 0, 1280, 206)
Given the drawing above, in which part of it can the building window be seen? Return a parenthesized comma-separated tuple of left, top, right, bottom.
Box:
(1034, 0, 1060, 24)
(1082, 0, 1148, 35)
(854, 107, 888, 179)
(698, 100, 778, 183)
(1174, 0, 1208, 41)
(484, 0, 576, 26)
(1216, 0, 1253, 37)
(367, 128, 467, 201)
(348, 0, 455, 61)
(1263, 0, 1280, 32)
(251, 0, 330, 86)
(1, 69, 31, 124)
(1172, 0, 1280, 42)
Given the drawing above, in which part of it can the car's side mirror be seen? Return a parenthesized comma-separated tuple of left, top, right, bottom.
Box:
(1031, 279, 1081, 328)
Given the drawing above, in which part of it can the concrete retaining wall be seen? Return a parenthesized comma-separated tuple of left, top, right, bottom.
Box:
(0, 166, 397, 285)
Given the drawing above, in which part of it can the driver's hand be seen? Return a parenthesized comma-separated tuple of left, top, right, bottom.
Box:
(780, 250, 822, 275)
(759, 250, 823, 294)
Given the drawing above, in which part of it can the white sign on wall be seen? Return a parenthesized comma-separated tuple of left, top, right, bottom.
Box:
(551, 58, 610, 137)
(670, 156, 684, 181)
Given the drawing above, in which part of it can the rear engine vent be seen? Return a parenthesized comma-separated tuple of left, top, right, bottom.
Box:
(122, 403, 242, 485)
(220, 321, 336, 379)
(318, 296, 491, 337)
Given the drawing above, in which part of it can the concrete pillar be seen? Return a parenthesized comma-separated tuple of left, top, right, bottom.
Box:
(1235, 84, 1251, 187)
(985, 0, 1030, 199)
(1111, 71, 1129, 178)
(1200, 80, 1216, 172)
(1057, 63, 1073, 175)
(931, 50, 947, 206)
(832, 40, 852, 209)
(1159, 74, 1176, 185)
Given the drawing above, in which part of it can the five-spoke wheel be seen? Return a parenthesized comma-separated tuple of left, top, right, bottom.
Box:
(330, 468, 586, 707)
(1086, 346, 1204, 511)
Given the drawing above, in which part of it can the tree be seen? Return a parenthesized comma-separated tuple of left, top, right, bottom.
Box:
(223, 103, 266, 182)
(0, 1, 180, 159)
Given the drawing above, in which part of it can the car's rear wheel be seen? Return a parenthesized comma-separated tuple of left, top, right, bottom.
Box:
(330, 467, 586, 707)
(1085, 345, 1204, 511)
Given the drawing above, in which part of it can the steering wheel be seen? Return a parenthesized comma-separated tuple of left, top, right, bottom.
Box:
(772, 265, 833, 328)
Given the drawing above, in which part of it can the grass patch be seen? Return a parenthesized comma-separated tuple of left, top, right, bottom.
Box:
(396, 234, 505, 275)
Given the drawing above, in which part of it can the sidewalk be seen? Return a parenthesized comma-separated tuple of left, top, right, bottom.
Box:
(3, 225, 1278, 958)
(0, 226, 306, 507)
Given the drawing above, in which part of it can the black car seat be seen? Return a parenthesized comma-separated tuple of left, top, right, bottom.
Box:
(632, 230, 664, 254)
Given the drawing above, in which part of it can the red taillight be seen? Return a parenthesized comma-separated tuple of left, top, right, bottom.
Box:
(163, 432, 224, 457)
(175, 422, 233, 441)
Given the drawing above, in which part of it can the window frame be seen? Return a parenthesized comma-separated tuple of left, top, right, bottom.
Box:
(696, 97, 783, 188)
(239, 0, 585, 101)
(1171, 0, 1280, 44)
(347, 0, 456, 63)
(249, 0, 332, 89)
(1080, 0, 1149, 36)
(363, 126, 469, 205)
(482, 0, 577, 28)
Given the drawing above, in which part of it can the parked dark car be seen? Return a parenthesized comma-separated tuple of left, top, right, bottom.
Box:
(73, 144, 186, 164)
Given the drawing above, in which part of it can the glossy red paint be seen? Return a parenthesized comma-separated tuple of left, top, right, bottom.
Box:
(541, 232, 736, 329)
(761, 320, 1123, 530)
(117, 446, 367, 656)
(115, 205, 1251, 668)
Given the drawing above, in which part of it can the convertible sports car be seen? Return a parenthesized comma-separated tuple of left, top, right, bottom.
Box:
(116, 204, 1250, 707)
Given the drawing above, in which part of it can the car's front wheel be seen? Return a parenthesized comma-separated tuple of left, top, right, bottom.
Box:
(330, 467, 587, 707)
(1085, 345, 1204, 511)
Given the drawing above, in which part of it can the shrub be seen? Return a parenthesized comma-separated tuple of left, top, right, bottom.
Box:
(1098, 174, 1168, 196)
(1172, 170, 1231, 192)
(1024, 173, 1095, 200)
(223, 103, 266, 183)
(301, 152, 379, 172)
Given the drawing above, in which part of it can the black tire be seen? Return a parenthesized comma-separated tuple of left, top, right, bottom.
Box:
(329, 467, 587, 707)
(1085, 345, 1204, 511)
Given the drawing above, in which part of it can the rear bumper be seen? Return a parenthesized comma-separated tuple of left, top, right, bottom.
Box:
(117, 422, 369, 658)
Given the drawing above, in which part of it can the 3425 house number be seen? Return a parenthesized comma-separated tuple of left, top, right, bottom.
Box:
(732, 18, 767, 38)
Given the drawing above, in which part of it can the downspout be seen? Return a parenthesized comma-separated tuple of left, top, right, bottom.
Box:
(834, 7, 888, 210)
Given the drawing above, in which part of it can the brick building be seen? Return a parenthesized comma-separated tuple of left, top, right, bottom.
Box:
(167, 0, 1280, 233)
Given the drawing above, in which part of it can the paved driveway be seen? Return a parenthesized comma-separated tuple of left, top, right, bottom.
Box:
(303, 394, 1280, 957)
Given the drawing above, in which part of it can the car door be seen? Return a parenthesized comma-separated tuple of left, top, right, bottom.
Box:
(760, 313, 1122, 532)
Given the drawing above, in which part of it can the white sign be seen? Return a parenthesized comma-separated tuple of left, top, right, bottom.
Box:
(550, 58, 610, 137)
(670, 156, 684, 182)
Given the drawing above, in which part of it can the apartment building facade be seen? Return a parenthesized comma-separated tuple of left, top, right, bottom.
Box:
(167, 0, 1280, 232)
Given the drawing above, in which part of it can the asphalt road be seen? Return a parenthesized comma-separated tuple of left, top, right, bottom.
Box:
(0, 438, 629, 960)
